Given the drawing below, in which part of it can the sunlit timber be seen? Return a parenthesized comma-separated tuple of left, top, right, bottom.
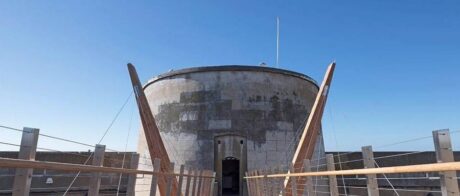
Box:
(246, 161, 460, 179)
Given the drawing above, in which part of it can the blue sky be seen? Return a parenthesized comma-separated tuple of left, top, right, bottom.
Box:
(0, 1, 459, 152)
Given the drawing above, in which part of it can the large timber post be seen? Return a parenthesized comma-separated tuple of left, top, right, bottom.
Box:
(12, 127, 39, 196)
(433, 129, 459, 196)
(88, 144, 106, 196)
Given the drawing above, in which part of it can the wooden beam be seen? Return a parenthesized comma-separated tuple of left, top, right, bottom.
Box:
(245, 161, 460, 178)
(285, 62, 336, 195)
(12, 127, 39, 196)
(0, 157, 214, 178)
(127, 63, 179, 196)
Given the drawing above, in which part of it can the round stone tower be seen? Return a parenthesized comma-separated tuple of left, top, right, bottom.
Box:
(136, 65, 326, 196)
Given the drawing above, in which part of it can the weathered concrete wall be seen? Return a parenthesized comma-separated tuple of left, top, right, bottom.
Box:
(135, 66, 328, 195)
(0, 151, 136, 195)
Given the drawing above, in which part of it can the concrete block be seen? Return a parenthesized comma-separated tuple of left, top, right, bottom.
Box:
(261, 140, 277, 151)
(266, 151, 286, 161)
(178, 132, 197, 141)
(179, 111, 199, 121)
(208, 120, 231, 129)
(276, 140, 289, 151)
(276, 121, 293, 131)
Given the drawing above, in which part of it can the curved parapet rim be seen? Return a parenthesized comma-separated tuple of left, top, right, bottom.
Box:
(144, 65, 319, 89)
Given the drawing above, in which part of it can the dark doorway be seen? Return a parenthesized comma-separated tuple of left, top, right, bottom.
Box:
(222, 157, 240, 195)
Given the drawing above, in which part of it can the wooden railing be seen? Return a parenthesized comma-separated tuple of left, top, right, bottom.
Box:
(245, 129, 460, 196)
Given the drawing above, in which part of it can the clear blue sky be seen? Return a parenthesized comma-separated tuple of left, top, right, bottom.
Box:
(1, 1, 459, 152)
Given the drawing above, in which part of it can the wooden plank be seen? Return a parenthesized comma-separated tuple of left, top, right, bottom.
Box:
(184, 168, 192, 196)
(286, 62, 336, 195)
(126, 153, 140, 196)
(210, 172, 216, 196)
(200, 171, 207, 196)
(245, 172, 251, 196)
(433, 129, 460, 196)
(12, 127, 39, 196)
(196, 170, 203, 196)
(256, 170, 263, 196)
(176, 165, 185, 196)
(249, 171, 255, 196)
(127, 63, 178, 195)
(150, 158, 161, 196)
(362, 146, 379, 196)
(88, 144, 106, 196)
(191, 169, 198, 196)
(203, 171, 211, 196)
(165, 162, 175, 196)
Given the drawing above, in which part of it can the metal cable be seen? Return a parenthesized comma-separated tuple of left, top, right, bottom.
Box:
(374, 160, 399, 196)
(63, 92, 132, 196)
(116, 106, 134, 196)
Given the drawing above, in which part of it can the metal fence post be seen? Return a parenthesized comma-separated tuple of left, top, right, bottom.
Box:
(150, 158, 161, 196)
(126, 153, 139, 196)
(433, 129, 460, 196)
(88, 144, 105, 196)
(326, 154, 339, 196)
(12, 127, 39, 196)
(165, 162, 175, 196)
(362, 146, 379, 196)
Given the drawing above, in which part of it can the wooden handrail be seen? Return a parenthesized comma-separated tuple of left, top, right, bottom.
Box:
(246, 161, 460, 179)
(0, 157, 214, 178)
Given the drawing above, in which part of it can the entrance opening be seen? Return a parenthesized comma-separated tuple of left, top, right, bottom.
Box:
(222, 157, 240, 195)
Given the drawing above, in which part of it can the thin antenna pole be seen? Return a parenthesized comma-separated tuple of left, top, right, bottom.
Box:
(276, 17, 280, 68)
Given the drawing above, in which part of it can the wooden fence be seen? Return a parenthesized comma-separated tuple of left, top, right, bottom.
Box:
(245, 129, 460, 196)
(0, 126, 216, 196)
